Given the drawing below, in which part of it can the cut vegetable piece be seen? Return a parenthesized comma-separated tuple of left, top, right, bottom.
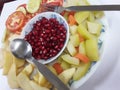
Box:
(78, 0, 90, 5)
(8, 63, 19, 88)
(3, 51, 13, 75)
(74, 12, 90, 24)
(38, 72, 47, 86)
(87, 21, 102, 36)
(85, 39, 99, 60)
(17, 72, 33, 90)
(68, 15, 76, 26)
(61, 61, 70, 70)
(33, 73, 39, 83)
(0, 48, 4, 68)
(53, 62, 63, 74)
(16, 6, 27, 15)
(47, 65, 57, 75)
(88, 12, 95, 22)
(70, 34, 80, 47)
(22, 64, 34, 76)
(79, 41, 86, 55)
(70, 25, 78, 35)
(77, 24, 94, 39)
(30, 80, 49, 90)
(58, 68, 75, 84)
(13, 56, 25, 68)
(67, 41, 77, 56)
(94, 11, 104, 19)
(73, 62, 90, 80)
(61, 54, 79, 65)
(26, 0, 41, 13)
(75, 53, 89, 63)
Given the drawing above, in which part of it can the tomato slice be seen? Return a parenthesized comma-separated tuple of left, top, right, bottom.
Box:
(6, 11, 25, 32)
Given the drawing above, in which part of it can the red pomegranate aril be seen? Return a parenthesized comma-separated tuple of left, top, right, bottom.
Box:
(24, 17, 67, 60)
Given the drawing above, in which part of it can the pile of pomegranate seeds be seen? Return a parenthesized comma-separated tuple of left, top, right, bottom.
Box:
(24, 17, 66, 60)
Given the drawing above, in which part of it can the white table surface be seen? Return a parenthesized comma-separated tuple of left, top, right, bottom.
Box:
(0, 0, 120, 90)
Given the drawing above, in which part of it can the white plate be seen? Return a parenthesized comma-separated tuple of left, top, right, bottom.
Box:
(0, 0, 109, 90)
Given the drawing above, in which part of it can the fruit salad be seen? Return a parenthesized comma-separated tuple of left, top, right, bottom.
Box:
(0, 0, 105, 90)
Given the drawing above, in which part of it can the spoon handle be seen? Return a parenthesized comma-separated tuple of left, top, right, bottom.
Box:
(31, 57, 69, 90)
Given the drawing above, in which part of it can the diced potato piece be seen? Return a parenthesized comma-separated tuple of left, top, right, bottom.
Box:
(13, 56, 25, 68)
(30, 80, 49, 90)
(16, 66, 24, 75)
(88, 12, 95, 22)
(22, 64, 34, 76)
(67, 41, 77, 56)
(43, 82, 52, 89)
(70, 25, 78, 35)
(61, 54, 79, 65)
(74, 12, 90, 24)
(47, 65, 57, 75)
(85, 39, 99, 60)
(38, 72, 47, 86)
(77, 24, 94, 39)
(79, 41, 86, 55)
(70, 34, 80, 47)
(58, 68, 76, 84)
(8, 63, 19, 88)
(3, 50, 13, 75)
(17, 72, 33, 90)
(33, 73, 39, 83)
(61, 61, 70, 70)
(73, 62, 91, 80)
(87, 21, 102, 36)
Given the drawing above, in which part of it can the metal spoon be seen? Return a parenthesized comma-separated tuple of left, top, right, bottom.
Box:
(10, 38, 69, 90)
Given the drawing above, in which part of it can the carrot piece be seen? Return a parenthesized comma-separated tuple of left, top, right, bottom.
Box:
(53, 62, 63, 74)
(68, 15, 76, 26)
(75, 53, 89, 63)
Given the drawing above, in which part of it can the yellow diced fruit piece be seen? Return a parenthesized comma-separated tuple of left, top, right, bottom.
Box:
(79, 41, 86, 55)
(47, 65, 57, 75)
(30, 80, 49, 90)
(70, 25, 78, 35)
(3, 50, 13, 75)
(73, 62, 91, 80)
(17, 72, 34, 90)
(74, 12, 90, 24)
(81, 20, 87, 29)
(87, 21, 102, 36)
(94, 11, 104, 19)
(13, 56, 25, 68)
(67, 41, 77, 56)
(70, 34, 80, 47)
(8, 63, 19, 88)
(85, 39, 99, 61)
(33, 73, 39, 83)
(77, 24, 94, 39)
(22, 64, 34, 76)
(88, 12, 95, 22)
(61, 54, 79, 65)
(58, 68, 76, 84)
(61, 61, 71, 70)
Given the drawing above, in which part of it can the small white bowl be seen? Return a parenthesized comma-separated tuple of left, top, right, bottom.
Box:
(21, 12, 69, 64)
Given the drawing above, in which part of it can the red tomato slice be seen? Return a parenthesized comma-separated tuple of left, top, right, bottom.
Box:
(6, 11, 26, 32)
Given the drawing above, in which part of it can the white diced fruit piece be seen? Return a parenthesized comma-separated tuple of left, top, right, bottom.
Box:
(61, 54, 79, 65)
(77, 24, 94, 39)
(87, 21, 102, 36)
(67, 41, 77, 56)
(73, 62, 90, 80)
(85, 39, 99, 61)
(79, 41, 86, 55)
(74, 12, 90, 24)
(70, 25, 78, 35)
(58, 68, 76, 84)
(70, 34, 80, 47)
